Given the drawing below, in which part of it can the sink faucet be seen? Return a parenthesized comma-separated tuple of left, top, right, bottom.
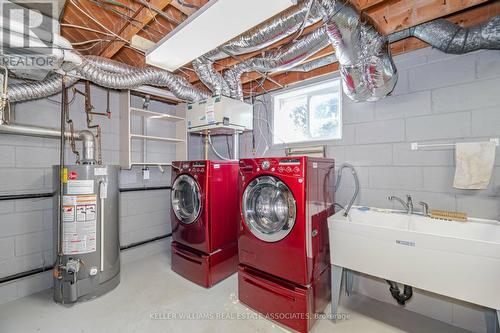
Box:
(388, 195, 413, 214)
(418, 201, 429, 216)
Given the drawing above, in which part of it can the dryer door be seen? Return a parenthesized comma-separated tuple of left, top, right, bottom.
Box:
(171, 174, 202, 224)
(242, 175, 296, 242)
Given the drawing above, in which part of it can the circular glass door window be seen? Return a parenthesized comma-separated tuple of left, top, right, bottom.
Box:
(242, 175, 296, 242)
(171, 174, 202, 224)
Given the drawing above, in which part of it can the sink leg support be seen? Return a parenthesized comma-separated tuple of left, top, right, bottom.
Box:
(344, 269, 353, 296)
(485, 309, 499, 333)
(331, 265, 343, 322)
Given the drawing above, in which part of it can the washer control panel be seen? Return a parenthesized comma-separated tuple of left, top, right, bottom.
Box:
(241, 158, 304, 177)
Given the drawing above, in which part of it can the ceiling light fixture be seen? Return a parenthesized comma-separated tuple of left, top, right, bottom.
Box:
(146, 0, 297, 71)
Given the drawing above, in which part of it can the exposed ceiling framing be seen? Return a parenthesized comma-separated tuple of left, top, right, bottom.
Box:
(60, 0, 500, 98)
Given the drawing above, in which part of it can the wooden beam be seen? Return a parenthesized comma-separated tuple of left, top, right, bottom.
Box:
(99, 0, 173, 59)
(366, 0, 490, 35)
(350, 0, 389, 11)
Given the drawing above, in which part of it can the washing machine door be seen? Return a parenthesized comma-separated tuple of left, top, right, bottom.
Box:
(242, 175, 296, 242)
(171, 174, 202, 224)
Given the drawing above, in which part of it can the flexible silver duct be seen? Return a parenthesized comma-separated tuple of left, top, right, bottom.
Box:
(192, 55, 230, 96)
(77, 57, 210, 101)
(320, 0, 397, 101)
(388, 16, 500, 54)
(220, 0, 397, 101)
(194, 0, 323, 95)
(289, 16, 500, 73)
(7, 74, 79, 102)
(8, 56, 210, 103)
(224, 27, 330, 99)
(208, 0, 323, 61)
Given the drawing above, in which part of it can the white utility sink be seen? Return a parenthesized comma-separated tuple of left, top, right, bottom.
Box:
(327, 206, 500, 329)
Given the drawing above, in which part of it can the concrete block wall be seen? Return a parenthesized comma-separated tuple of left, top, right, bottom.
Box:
(0, 84, 174, 304)
(192, 48, 500, 332)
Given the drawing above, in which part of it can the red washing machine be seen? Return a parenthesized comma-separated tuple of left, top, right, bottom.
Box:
(170, 160, 239, 288)
(238, 157, 335, 333)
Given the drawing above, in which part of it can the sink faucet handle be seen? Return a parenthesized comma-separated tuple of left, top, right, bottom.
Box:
(418, 201, 429, 216)
(406, 195, 414, 214)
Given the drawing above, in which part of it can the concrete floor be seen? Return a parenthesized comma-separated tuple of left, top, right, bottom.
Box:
(0, 242, 471, 333)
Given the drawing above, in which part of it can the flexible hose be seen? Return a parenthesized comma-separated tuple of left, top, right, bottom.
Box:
(207, 133, 233, 161)
(335, 163, 359, 217)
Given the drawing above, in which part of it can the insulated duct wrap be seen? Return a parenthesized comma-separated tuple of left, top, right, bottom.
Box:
(194, 0, 323, 95)
(192, 56, 230, 96)
(222, 0, 397, 101)
(7, 74, 79, 102)
(224, 27, 330, 99)
(320, 0, 397, 101)
(77, 58, 210, 101)
(389, 16, 500, 54)
(8, 55, 209, 103)
(208, 0, 323, 60)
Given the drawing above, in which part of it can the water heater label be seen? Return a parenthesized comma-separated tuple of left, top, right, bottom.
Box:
(62, 195, 97, 255)
(67, 180, 94, 195)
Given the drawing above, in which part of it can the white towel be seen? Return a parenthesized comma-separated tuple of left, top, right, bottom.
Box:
(453, 141, 496, 189)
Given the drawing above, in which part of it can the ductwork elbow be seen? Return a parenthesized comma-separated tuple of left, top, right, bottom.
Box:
(78, 130, 96, 164)
(320, 1, 398, 102)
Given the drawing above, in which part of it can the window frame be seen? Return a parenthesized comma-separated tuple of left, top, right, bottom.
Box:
(271, 77, 343, 146)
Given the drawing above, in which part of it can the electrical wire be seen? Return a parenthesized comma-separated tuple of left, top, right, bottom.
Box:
(74, 40, 113, 52)
(60, 23, 117, 38)
(96, 0, 135, 12)
(71, 0, 127, 42)
(71, 38, 114, 46)
(65, 2, 147, 54)
(292, 0, 314, 42)
(133, 0, 180, 25)
(177, 0, 199, 9)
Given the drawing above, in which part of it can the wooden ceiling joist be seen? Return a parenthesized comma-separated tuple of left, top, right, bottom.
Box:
(59, 0, 498, 97)
(99, 0, 174, 59)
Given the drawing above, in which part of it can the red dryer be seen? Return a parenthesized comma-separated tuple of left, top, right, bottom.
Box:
(238, 157, 335, 333)
(170, 160, 239, 288)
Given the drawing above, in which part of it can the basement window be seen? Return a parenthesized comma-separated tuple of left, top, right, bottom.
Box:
(272, 79, 341, 144)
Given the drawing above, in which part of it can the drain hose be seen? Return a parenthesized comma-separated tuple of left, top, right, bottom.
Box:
(387, 280, 413, 305)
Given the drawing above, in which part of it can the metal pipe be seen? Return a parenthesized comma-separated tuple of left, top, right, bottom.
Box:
(203, 134, 209, 160)
(78, 130, 96, 164)
(99, 181, 105, 272)
(57, 78, 66, 273)
(0, 122, 81, 140)
(233, 132, 240, 160)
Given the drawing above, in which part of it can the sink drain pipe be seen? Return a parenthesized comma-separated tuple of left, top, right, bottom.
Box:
(387, 280, 413, 305)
